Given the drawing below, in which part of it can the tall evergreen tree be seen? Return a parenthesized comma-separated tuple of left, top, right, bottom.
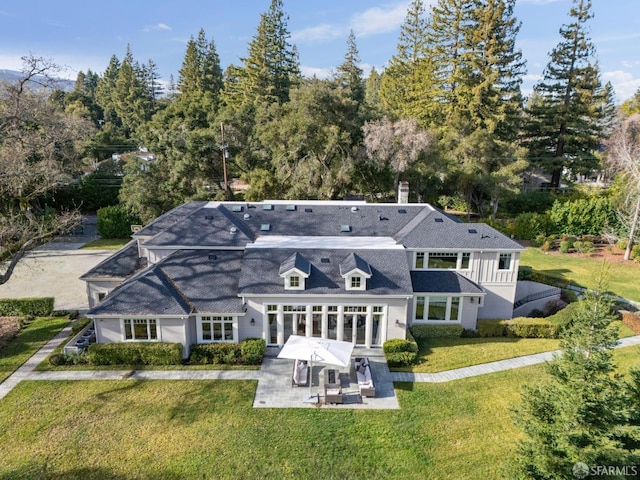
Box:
(179, 29, 223, 98)
(523, 0, 610, 189)
(335, 30, 365, 106)
(379, 0, 434, 120)
(364, 67, 382, 114)
(510, 283, 640, 478)
(222, 0, 300, 110)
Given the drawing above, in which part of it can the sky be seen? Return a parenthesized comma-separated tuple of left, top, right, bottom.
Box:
(1, 0, 639, 102)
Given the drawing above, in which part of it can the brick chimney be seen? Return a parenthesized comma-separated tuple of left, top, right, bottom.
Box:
(398, 181, 409, 203)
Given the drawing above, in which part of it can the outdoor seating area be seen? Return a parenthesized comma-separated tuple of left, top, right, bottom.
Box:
(292, 359, 309, 387)
(254, 345, 398, 409)
(354, 357, 376, 397)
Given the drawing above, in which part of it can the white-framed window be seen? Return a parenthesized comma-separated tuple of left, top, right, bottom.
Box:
(201, 315, 234, 342)
(289, 275, 300, 288)
(351, 275, 361, 288)
(498, 253, 512, 270)
(97, 292, 107, 302)
(413, 252, 472, 270)
(284, 273, 304, 290)
(123, 318, 158, 341)
(413, 296, 462, 322)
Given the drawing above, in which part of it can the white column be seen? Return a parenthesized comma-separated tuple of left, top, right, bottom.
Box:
(305, 305, 312, 337)
(337, 305, 344, 341)
(365, 308, 372, 348)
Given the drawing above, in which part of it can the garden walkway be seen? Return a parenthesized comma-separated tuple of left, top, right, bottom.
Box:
(2, 330, 640, 405)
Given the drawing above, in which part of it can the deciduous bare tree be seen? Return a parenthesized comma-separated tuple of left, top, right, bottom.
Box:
(0, 56, 94, 284)
(606, 114, 640, 260)
(362, 117, 434, 199)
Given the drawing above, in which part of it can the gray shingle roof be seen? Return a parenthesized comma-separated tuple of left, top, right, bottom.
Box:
(143, 205, 254, 248)
(88, 250, 245, 316)
(87, 265, 192, 316)
(410, 271, 485, 295)
(80, 240, 146, 280)
(134, 201, 207, 238)
(279, 252, 311, 276)
(239, 249, 412, 296)
(339, 253, 372, 277)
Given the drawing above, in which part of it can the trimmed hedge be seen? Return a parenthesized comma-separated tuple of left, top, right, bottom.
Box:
(383, 337, 418, 367)
(0, 297, 54, 317)
(477, 318, 562, 339)
(189, 338, 266, 365)
(88, 342, 182, 366)
(411, 324, 464, 339)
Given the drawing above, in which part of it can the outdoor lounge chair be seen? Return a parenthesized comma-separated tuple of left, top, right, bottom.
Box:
(292, 359, 309, 387)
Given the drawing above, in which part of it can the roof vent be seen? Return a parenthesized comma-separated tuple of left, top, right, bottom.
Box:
(340, 225, 351, 233)
(435, 218, 444, 223)
(321, 258, 330, 263)
(208, 254, 217, 261)
(263, 204, 273, 210)
(398, 208, 407, 214)
(305, 208, 313, 213)
(232, 205, 243, 212)
(243, 213, 251, 220)
(260, 224, 270, 231)
(351, 206, 359, 213)
(378, 215, 388, 221)
(286, 205, 296, 211)
(230, 226, 237, 235)
(468, 228, 477, 234)
(204, 215, 214, 220)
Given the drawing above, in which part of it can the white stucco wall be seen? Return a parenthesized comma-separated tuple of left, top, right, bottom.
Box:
(85, 280, 123, 309)
(478, 284, 517, 319)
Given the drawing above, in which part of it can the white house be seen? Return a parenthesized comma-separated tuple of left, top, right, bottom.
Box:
(82, 200, 524, 358)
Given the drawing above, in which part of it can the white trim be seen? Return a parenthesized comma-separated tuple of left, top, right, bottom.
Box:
(121, 317, 161, 342)
(497, 252, 514, 271)
(413, 295, 463, 323)
(248, 236, 404, 250)
(196, 314, 237, 343)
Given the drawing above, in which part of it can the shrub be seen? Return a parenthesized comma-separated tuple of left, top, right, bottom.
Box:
(559, 240, 571, 253)
(96, 205, 141, 239)
(573, 240, 595, 256)
(478, 319, 507, 337)
(386, 351, 418, 367)
(632, 245, 640, 261)
(0, 297, 54, 316)
(546, 302, 581, 328)
(505, 317, 561, 338)
(501, 191, 556, 216)
(512, 212, 553, 240)
(410, 324, 464, 339)
(616, 239, 628, 251)
(383, 338, 418, 354)
(540, 240, 553, 252)
(518, 266, 533, 281)
(461, 328, 480, 338)
(549, 197, 618, 236)
(189, 343, 242, 365)
(49, 353, 66, 366)
(88, 342, 182, 366)
(529, 309, 545, 318)
(240, 338, 266, 365)
(478, 318, 563, 338)
(383, 337, 418, 366)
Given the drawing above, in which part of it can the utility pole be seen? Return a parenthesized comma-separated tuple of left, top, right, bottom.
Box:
(220, 122, 229, 201)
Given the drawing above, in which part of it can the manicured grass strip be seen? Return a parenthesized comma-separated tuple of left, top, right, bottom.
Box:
(406, 336, 561, 373)
(520, 247, 640, 301)
(1, 347, 638, 479)
(405, 321, 635, 374)
(0, 317, 68, 383)
(80, 238, 130, 250)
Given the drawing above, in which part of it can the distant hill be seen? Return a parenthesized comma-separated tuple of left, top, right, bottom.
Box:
(0, 69, 75, 91)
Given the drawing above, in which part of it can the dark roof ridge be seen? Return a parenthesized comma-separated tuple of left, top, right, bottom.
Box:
(217, 204, 257, 241)
(156, 265, 195, 314)
(339, 252, 372, 276)
(393, 205, 435, 243)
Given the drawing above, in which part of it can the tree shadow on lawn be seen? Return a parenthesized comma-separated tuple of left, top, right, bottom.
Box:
(2, 464, 181, 480)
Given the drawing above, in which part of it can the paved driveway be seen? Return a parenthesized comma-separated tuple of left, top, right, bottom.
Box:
(0, 230, 112, 312)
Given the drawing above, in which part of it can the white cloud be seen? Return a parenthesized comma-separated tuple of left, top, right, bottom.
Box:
(143, 23, 172, 33)
(523, 73, 543, 82)
(350, 2, 410, 37)
(602, 70, 640, 102)
(300, 65, 333, 79)
(292, 24, 343, 43)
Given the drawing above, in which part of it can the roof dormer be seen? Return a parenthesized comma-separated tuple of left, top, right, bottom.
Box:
(339, 253, 372, 291)
(279, 252, 311, 290)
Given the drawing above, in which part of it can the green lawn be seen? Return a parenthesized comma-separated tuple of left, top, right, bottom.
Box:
(520, 247, 640, 301)
(0, 317, 68, 383)
(1, 346, 638, 480)
(80, 238, 130, 250)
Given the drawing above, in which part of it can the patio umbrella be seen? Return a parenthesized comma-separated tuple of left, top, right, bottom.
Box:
(277, 335, 354, 402)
